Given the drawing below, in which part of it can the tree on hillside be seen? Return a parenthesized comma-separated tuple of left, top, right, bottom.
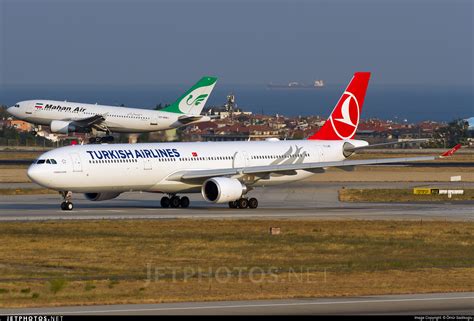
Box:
(0, 105, 10, 119)
(423, 119, 469, 148)
(155, 103, 170, 110)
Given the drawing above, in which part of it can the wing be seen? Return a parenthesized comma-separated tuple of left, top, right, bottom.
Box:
(166, 144, 461, 183)
(72, 114, 106, 128)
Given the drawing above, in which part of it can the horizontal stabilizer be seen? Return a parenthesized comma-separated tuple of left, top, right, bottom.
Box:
(343, 139, 429, 152)
(177, 115, 211, 124)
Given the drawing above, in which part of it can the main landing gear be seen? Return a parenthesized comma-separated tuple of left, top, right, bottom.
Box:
(228, 197, 258, 209)
(60, 191, 74, 211)
(160, 195, 190, 208)
(89, 135, 114, 144)
(30, 126, 41, 136)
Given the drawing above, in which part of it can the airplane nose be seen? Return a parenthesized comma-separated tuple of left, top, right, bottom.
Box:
(27, 165, 51, 187)
(27, 165, 40, 183)
(6, 106, 16, 116)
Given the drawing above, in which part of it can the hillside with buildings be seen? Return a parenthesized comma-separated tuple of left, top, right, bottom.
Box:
(0, 96, 472, 148)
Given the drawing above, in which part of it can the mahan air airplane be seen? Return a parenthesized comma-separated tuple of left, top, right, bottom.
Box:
(7, 77, 217, 143)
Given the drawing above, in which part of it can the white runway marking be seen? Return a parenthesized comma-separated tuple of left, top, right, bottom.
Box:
(8, 295, 474, 315)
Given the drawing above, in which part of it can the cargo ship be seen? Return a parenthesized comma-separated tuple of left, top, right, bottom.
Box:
(267, 80, 324, 89)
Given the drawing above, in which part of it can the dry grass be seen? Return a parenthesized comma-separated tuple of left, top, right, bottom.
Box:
(0, 166, 31, 183)
(0, 151, 41, 161)
(0, 188, 56, 195)
(339, 188, 474, 202)
(0, 219, 473, 307)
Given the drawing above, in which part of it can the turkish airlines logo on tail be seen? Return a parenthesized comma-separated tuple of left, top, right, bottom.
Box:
(329, 91, 360, 139)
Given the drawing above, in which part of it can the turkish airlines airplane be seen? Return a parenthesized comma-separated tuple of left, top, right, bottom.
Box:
(27, 72, 461, 210)
(7, 77, 217, 143)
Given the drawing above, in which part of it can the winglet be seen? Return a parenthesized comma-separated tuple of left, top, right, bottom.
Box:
(440, 144, 462, 158)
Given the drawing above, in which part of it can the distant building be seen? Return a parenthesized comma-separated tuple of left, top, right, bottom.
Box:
(204, 93, 252, 119)
(9, 120, 33, 132)
(0, 119, 12, 127)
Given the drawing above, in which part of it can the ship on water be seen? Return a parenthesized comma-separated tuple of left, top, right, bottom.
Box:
(267, 80, 325, 89)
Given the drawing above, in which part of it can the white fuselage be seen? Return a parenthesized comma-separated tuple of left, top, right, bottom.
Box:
(7, 100, 191, 133)
(27, 139, 366, 194)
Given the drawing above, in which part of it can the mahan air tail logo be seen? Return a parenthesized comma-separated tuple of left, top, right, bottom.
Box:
(186, 94, 208, 106)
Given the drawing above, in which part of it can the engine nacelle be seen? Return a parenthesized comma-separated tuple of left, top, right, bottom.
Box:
(84, 192, 121, 201)
(201, 177, 247, 203)
(50, 120, 75, 134)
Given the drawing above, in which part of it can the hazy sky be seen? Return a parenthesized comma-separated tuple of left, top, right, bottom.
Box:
(0, 0, 472, 86)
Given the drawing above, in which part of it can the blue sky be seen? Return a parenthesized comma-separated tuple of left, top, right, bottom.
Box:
(0, 0, 472, 86)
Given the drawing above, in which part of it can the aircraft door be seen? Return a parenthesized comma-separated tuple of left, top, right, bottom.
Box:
(143, 158, 152, 170)
(70, 153, 83, 172)
(149, 115, 159, 127)
(233, 151, 249, 168)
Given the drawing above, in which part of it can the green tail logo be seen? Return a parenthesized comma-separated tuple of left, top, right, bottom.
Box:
(160, 76, 217, 114)
(186, 94, 209, 106)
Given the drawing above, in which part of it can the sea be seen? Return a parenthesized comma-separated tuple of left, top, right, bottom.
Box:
(0, 84, 472, 123)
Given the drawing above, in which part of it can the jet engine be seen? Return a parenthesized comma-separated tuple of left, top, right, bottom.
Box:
(84, 192, 121, 201)
(201, 177, 247, 203)
(50, 120, 76, 134)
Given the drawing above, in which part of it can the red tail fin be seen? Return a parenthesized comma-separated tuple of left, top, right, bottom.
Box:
(309, 72, 371, 140)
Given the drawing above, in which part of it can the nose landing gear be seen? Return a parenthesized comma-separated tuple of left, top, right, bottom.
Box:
(60, 191, 74, 211)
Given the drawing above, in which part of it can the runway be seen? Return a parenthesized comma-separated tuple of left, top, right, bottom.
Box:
(0, 182, 472, 221)
(2, 292, 473, 315)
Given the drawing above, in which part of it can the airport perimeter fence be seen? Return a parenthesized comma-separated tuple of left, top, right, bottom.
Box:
(0, 137, 62, 148)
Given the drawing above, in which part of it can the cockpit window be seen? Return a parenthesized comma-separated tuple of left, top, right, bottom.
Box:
(14, 104, 20, 108)
(36, 159, 57, 164)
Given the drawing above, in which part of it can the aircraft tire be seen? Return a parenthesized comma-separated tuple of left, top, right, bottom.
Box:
(237, 198, 249, 209)
(180, 196, 190, 208)
(170, 196, 181, 208)
(248, 198, 258, 209)
(160, 196, 170, 208)
(228, 201, 238, 208)
(61, 201, 73, 211)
